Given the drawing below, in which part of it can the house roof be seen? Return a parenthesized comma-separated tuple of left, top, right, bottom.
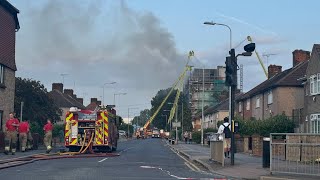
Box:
(0, 0, 20, 30)
(86, 102, 98, 111)
(193, 93, 243, 119)
(238, 61, 308, 101)
(48, 90, 85, 109)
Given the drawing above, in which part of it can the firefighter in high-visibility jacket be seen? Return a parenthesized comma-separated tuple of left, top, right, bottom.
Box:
(19, 119, 30, 152)
(43, 119, 53, 153)
(4, 113, 19, 155)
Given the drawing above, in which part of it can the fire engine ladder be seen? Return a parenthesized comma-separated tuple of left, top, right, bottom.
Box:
(247, 36, 268, 78)
(143, 51, 194, 129)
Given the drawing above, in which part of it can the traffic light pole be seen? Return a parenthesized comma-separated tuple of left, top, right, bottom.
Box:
(229, 49, 237, 165)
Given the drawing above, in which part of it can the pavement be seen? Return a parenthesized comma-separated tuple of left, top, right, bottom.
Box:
(167, 140, 319, 180)
(0, 138, 226, 180)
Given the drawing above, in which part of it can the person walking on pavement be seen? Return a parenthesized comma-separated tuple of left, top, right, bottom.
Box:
(19, 119, 30, 152)
(43, 119, 53, 153)
(188, 131, 192, 144)
(183, 131, 188, 144)
(4, 112, 20, 155)
(218, 117, 232, 158)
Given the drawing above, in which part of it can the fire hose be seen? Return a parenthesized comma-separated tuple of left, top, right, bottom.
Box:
(0, 130, 119, 169)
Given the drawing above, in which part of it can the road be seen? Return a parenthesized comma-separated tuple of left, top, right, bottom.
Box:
(0, 138, 225, 180)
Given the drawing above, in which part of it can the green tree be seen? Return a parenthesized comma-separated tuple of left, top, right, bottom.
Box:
(148, 88, 193, 132)
(14, 77, 62, 134)
(131, 109, 150, 127)
(150, 88, 177, 130)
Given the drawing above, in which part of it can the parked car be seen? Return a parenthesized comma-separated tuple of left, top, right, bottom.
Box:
(119, 130, 127, 137)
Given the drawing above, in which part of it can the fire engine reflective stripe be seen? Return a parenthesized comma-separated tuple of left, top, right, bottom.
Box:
(101, 112, 109, 139)
(66, 113, 73, 121)
(95, 120, 103, 145)
(70, 120, 78, 145)
(70, 138, 77, 145)
(65, 113, 73, 139)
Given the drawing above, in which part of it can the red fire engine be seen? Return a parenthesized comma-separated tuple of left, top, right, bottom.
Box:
(64, 105, 119, 152)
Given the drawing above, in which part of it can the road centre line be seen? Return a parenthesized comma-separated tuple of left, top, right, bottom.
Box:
(98, 158, 108, 162)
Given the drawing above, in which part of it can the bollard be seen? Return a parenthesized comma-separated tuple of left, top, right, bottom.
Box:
(262, 137, 270, 168)
(171, 139, 175, 145)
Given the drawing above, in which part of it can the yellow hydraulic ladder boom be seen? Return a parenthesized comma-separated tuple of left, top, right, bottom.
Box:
(247, 36, 268, 78)
(143, 51, 194, 129)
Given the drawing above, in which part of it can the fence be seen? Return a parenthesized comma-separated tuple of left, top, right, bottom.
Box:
(270, 133, 320, 176)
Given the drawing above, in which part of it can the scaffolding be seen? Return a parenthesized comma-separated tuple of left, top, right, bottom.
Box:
(185, 67, 227, 118)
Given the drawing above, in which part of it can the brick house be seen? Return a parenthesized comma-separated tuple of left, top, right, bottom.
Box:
(236, 50, 309, 121)
(48, 83, 85, 124)
(86, 98, 102, 111)
(301, 44, 320, 133)
(203, 99, 229, 129)
(0, 0, 19, 130)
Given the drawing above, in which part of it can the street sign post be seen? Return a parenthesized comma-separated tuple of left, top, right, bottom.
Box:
(172, 122, 181, 128)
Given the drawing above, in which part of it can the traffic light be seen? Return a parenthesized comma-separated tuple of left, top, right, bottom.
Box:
(225, 49, 237, 87)
(225, 56, 234, 86)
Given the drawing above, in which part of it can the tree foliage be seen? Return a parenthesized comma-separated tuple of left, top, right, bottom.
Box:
(131, 109, 150, 127)
(237, 114, 295, 137)
(149, 88, 192, 131)
(14, 77, 62, 134)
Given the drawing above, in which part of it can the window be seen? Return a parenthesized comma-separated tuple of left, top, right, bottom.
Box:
(256, 97, 260, 108)
(310, 74, 319, 95)
(239, 102, 242, 112)
(267, 91, 273, 104)
(0, 64, 4, 84)
(310, 114, 320, 134)
(246, 100, 250, 111)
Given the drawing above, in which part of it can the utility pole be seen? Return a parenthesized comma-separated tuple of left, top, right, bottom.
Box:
(175, 104, 178, 144)
(201, 67, 204, 146)
(127, 108, 130, 138)
(20, 101, 24, 121)
(181, 99, 184, 137)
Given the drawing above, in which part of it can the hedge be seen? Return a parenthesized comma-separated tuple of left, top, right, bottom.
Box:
(238, 114, 295, 137)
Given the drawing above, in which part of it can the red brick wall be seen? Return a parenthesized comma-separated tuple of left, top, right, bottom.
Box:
(292, 50, 310, 67)
(252, 135, 263, 156)
(236, 99, 252, 120)
(0, 5, 16, 70)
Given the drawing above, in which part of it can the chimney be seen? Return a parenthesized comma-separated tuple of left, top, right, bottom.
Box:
(97, 101, 102, 106)
(52, 83, 63, 92)
(64, 89, 74, 96)
(72, 94, 77, 99)
(91, 98, 98, 103)
(76, 98, 83, 105)
(292, 49, 310, 67)
(268, 65, 282, 79)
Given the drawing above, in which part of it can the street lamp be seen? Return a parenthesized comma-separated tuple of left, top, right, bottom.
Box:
(128, 107, 139, 138)
(204, 21, 233, 162)
(163, 110, 171, 132)
(102, 82, 116, 106)
(114, 93, 127, 106)
(161, 114, 168, 131)
(168, 102, 179, 144)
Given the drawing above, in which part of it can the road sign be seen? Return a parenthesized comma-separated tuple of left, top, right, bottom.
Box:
(172, 122, 181, 128)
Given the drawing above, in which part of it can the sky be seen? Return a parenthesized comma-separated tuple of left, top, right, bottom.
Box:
(9, 0, 320, 121)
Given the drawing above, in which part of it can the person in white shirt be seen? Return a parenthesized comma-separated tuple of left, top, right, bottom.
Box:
(218, 117, 231, 158)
